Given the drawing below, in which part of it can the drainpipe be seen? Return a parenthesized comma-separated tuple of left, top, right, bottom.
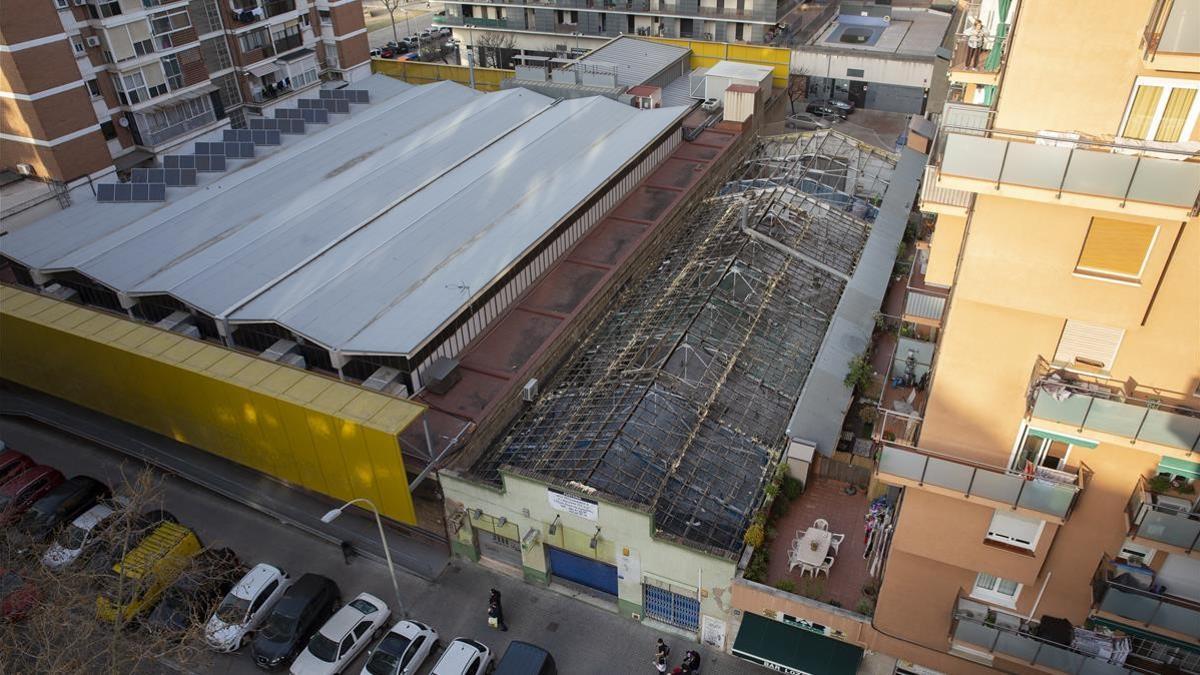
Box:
(1026, 571, 1051, 621)
(467, 50, 476, 90)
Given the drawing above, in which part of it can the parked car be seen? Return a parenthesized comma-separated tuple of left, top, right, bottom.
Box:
(361, 618, 439, 675)
(438, 26, 452, 37)
(145, 548, 244, 633)
(96, 520, 202, 623)
(0, 449, 35, 487)
(0, 567, 38, 621)
(370, 48, 382, 58)
(81, 508, 177, 575)
(0, 466, 64, 525)
(805, 101, 847, 120)
(42, 500, 119, 569)
(289, 593, 390, 675)
(206, 563, 292, 652)
(419, 28, 437, 40)
(785, 112, 830, 131)
(429, 638, 493, 675)
(15, 475, 109, 545)
(492, 641, 555, 675)
(815, 98, 854, 113)
(252, 573, 341, 670)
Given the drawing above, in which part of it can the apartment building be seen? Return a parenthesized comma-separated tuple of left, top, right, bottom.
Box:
(880, 0, 1200, 673)
(0, 0, 368, 186)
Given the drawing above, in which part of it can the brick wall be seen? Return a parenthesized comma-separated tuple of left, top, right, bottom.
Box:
(0, 0, 67, 44)
(0, 41, 80, 94)
(1, 132, 112, 182)
(0, 88, 98, 140)
(178, 46, 209, 86)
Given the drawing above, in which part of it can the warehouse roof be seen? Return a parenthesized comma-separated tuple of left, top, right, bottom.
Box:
(1, 76, 687, 358)
(573, 36, 689, 88)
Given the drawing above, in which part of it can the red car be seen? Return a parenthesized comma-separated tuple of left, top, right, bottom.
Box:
(0, 449, 34, 487)
(0, 567, 38, 621)
(0, 466, 65, 525)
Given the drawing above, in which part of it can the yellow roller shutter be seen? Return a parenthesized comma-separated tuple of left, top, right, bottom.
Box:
(1075, 218, 1158, 279)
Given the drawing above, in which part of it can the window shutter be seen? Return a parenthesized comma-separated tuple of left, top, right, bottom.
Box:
(987, 511, 1042, 548)
(1076, 218, 1157, 279)
(1053, 320, 1124, 370)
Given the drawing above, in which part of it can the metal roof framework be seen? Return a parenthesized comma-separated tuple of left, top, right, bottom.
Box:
(475, 131, 897, 557)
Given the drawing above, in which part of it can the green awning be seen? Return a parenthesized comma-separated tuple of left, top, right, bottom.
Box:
(1028, 428, 1099, 448)
(1158, 456, 1200, 480)
(732, 612, 864, 675)
(1088, 616, 1200, 655)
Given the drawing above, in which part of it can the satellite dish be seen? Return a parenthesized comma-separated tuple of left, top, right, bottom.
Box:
(118, 117, 129, 127)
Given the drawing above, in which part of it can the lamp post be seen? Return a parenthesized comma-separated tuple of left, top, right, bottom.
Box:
(321, 498, 406, 618)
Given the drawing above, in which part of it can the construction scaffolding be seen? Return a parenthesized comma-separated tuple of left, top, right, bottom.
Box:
(473, 131, 897, 558)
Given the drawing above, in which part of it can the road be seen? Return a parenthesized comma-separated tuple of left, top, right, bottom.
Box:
(364, 0, 439, 48)
(0, 417, 765, 675)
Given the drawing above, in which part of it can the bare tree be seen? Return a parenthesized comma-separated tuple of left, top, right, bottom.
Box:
(379, 0, 406, 45)
(417, 36, 447, 63)
(788, 70, 809, 114)
(0, 469, 242, 675)
(475, 32, 517, 69)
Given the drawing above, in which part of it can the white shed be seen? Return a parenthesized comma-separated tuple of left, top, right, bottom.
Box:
(704, 60, 774, 101)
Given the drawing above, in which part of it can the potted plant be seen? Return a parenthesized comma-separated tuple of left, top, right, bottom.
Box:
(1147, 474, 1172, 495)
(809, 540, 820, 552)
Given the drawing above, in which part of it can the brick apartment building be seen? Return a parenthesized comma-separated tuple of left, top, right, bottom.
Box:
(0, 0, 370, 185)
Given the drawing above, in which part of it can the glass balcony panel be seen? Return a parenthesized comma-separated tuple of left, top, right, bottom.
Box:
(1136, 509, 1200, 549)
(1035, 641, 1086, 672)
(1128, 154, 1200, 207)
(1060, 150, 1138, 199)
(999, 142, 1071, 190)
(954, 620, 998, 649)
(970, 469, 1023, 505)
(1137, 408, 1200, 450)
(1079, 658, 1134, 675)
(1016, 479, 1073, 518)
(1033, 389, 1090, 425)
(1083, 398, 1146, 438)
(878, 446, 927, 482)
(1155, 600, 1200, 638)
(941, 134, 1006, 181)
(1099, 586, 1161, 623)
(922, 457, 975, 492)
(994, 630, 1040, 661)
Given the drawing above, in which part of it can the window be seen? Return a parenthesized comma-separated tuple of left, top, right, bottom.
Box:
(971, 572, 1021, 607)
(352, 621, 371, 640)
(116, 71, 148, 104)
(1120, 78, 1200, 143)
(1053, 319, 1125, 371)
(97, 0, 122, 17)
(87, 78, 102, 98)
(71, 35, 85, 54)
(55, 0, 70, 9)
(985, 511, 1044, 551)
(323, 42, 338, 68)
(250, 580, 277, 614)
(339, 633, 355, 657)
(1075, 217, 1158, 282)
(239, 29, 269, 54)
(318, 9, 331, 24)
(150, 8, 191, 49)
(161, 54, 183, 90)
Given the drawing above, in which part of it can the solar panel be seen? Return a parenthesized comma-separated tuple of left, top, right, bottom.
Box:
(278, 118, 305, 134)
(300, 108, 328, 124)
(297, 99, 322, 109)
(224, 129, 250, 143)
(224, 141, 255, 158)
(164, 168, 197, 186)
(252, 129, 281, 145)
(194, 141, 226, 156)
(163, 155, 189, 169)
(322, 98, 350, 114)
(343, 89, 369, 104)
(275, 109, 303, 119)
(250, 118, 279, 130)
(318, 89, 334, 99)
(194, 155, 227, 172)
(96, 182, 166, 203)
(131, 168, 162, 183)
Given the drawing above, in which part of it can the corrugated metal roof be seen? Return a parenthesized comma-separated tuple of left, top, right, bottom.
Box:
(2, 75, 687, 359)
(574, 36, 689, 88)
(904, 291, 945, 321)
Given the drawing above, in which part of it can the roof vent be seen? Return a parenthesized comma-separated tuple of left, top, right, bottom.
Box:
(154, 310, 200, 338)
(362, 366, 406, 395)
(41, 283, 78, 302)
(424, 357, 461, 395)
(261, 338, 301, 362)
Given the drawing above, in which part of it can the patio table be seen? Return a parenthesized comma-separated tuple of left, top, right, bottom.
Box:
(792, 526, 832, 568)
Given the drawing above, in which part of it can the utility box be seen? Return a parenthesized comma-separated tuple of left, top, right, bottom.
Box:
(786, 439, 817, 487)
(424, 356, 461, 395)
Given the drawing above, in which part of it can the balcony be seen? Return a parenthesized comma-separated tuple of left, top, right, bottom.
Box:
(876, 444, 1083, 521)
(937, 127, 1200, 220)
(951, 596, 1158, 674)
(1126, 477, 1200, 555)
(1028, 364, 1200, 454)
(459, 17, 509, 27)
(1091, 556, 1200, 640)
(1142, 0, 1200, 72)
(919, 163, 971, 215)
(273, 32, 303, 54)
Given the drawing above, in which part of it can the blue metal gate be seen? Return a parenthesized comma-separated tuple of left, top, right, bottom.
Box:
(643, 580, 700, 632)
(546, 547, 618, 596)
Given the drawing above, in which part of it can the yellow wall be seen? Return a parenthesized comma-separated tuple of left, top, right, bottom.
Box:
(0, 286, 424, 524)
(924, 213, 964, 288)
(371, 58, 513, 91)
(646, 37, 790, 90)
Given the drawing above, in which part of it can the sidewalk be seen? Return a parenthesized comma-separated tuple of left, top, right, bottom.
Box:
(0, 383, 449, 580)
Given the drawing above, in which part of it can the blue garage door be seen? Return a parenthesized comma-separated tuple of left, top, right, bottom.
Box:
(546, 547, 618, 596)
(643, 581, 700, 632)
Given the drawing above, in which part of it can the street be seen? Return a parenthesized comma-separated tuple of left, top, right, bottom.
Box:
(0, 417, 765, 675)
(364, 0, 440, 48)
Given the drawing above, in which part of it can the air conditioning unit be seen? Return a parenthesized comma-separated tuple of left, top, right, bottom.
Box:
(15, 163, 34, 176)
(522, 378, 538, 402)
(85, 35, 101, 47)
(73, 0, 88, 6)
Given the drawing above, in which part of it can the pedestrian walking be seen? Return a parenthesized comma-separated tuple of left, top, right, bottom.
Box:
(965, 18, 985, 70)
(681, 650, 700, 674)
(488, 588, 508, 631)
(652, 639, 670, 673)
(340, 540, 356, 565)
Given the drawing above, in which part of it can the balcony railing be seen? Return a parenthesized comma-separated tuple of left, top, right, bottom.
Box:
(948, 33, 1002, 74)
(1143, 0, 1200, 61)
(264, 0, 295, 18)
(1091, 555, 1200, 639)
(459, 17, 509, 27)
(938, 126, 1200, 214)
(876, 444, 1083, 520)
(1125, 476, 1200, 554)
(1027, 364, 1200, 453)
(920, 163, 971, 209)
(952, 596, 1157, 674)
(273, 32, 303, 53)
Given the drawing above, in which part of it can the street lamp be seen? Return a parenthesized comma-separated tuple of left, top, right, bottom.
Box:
(321, 498, 406, 618)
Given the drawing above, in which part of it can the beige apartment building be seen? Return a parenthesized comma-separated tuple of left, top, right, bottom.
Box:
(1, 0, 369, 186)
(880, 0, 1200, 673)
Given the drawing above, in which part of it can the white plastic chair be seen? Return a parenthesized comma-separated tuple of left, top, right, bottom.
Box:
(829, 532, 845, 555)
(813, 518, 829, 531)
(815, 556, 834, 578)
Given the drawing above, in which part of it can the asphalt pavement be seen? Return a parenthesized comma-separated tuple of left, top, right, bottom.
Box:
(0, 417, 766, 675)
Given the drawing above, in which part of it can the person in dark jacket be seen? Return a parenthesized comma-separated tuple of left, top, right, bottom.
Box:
(681, 650, 700, 674)
(488, 588, 508, 631)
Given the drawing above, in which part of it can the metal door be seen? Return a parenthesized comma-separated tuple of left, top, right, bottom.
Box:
(642, 580, 700, 632)
(546, 547, 618, 596)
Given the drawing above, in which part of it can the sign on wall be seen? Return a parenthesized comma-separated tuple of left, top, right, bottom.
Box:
(547, 488, 598, 521)
(617, 548, 640, 581)
(701, 615, 727, 650)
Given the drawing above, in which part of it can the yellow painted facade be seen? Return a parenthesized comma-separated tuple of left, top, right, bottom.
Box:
(646, 37, 790, 89)
(0, 285, 424, 524)
(371, 58, 513, 91)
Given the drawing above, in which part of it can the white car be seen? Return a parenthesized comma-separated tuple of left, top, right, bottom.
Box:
(205, 563, 292, 652)
(290, 593, 390, 674)
(361, 619, 439, 675)
(41, 501, 116, 569)
(429, 638, 492, 675)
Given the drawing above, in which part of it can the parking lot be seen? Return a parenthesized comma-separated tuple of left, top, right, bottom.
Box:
(0, 417, 763, 675)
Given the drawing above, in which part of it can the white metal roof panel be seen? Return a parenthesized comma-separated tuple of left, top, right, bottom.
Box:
(575, 36, 689, 88)
(704, 60, 775, 82)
